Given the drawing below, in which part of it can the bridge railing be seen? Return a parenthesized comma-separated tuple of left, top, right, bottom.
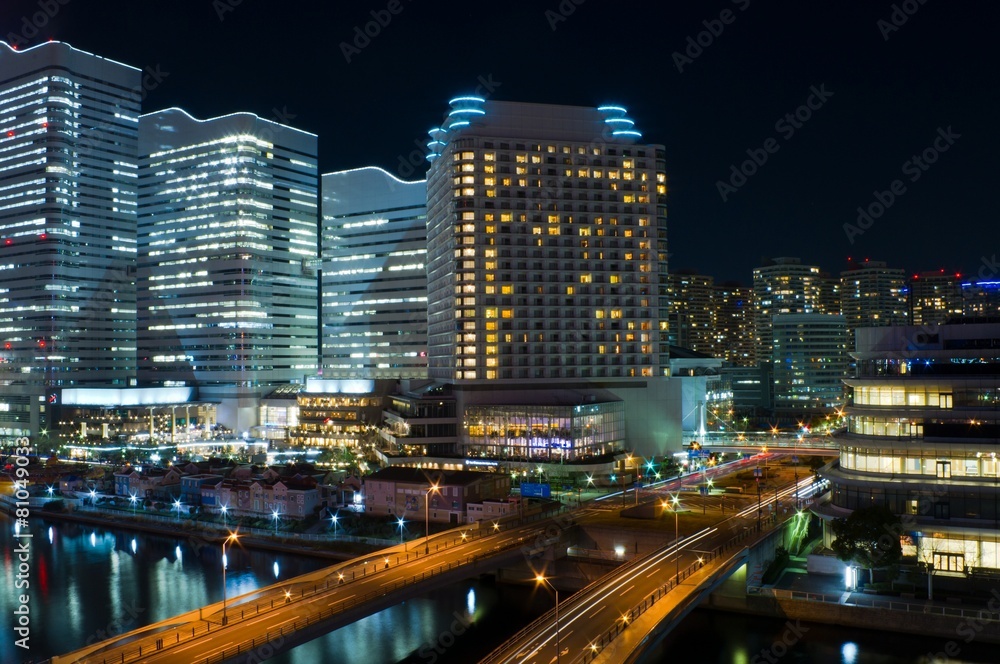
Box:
(764, 588, 1000, 621)
(573, 505, 800, 663)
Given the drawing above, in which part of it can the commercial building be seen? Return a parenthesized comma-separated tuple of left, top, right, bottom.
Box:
(0, 41, 142, 437)
(423, 97, 670, 457)
(771, 313, 848, 414)
(752, 258, 824, 362)
(320, 167, 427, 379)
(138, 108, 319, 432)
(286, 377, 385, 449)
(819, 320, 1000, 575)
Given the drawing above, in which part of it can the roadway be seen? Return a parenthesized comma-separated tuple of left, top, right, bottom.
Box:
(480, 475, 827, 664)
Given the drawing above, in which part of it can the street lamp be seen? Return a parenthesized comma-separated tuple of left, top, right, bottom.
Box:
(670, 495, 680, 581)
(536, 575, 561, 664)
(424, 483, 440, 554)
(222, 532, 238, 625)
(397, 517, 406, 543)
(221, 504, 228, 527)
(173, 499, 183, 520)
(330, 512, 339, 538)
(130, 492, 138, 515)
(272, 509, 280, 535)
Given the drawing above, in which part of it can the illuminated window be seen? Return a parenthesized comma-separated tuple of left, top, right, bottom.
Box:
(566, 286, 574, 295)
(484, 152, 496, 161)
(501, 285, 513, 294)
(500, 212, 513, 222)
(580, 274, 592, 283)
(461, 164, 475, 172)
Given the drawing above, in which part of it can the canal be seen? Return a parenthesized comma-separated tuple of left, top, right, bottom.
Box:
(3, 513, 997, 663)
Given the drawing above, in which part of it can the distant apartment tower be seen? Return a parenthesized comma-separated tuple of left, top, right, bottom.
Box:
(752, 257, 823, 363)
(772, 314, 848, 413)
(819, 273, 841, 316)
(909, 270, 963, 326)
(961, 280, 1000, 318)
(667, 270, 715, 355)
(0, 41, 141, 438)
(138, 109, 319, 431)
(840, 259, 908, 347)
(713, 282, 755, 366)
(320, 167, 427, 379)
(424, 97, 670, 455)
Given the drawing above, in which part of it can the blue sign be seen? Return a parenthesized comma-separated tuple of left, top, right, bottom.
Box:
(520, 482, 551, 499)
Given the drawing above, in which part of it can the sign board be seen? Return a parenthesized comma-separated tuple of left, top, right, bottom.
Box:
(700, 485, 709, 496)
(520, 482, 551, 499)
(753, 468, 762, 477)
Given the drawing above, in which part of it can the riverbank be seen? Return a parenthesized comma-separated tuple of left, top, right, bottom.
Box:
(0, 498, 375, 561)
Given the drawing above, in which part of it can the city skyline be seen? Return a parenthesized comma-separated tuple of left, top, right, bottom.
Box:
(1, 0, 995, 283)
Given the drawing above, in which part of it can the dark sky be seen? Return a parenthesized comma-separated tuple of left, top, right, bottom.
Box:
(3, 0, 997, 283)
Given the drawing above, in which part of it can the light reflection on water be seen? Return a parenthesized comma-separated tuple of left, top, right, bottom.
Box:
(639, 608, 999, 664)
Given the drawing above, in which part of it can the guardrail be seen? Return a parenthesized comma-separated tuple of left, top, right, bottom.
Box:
(485, 495, 800, 664)
(763, 588, 1000, 621)
(71, 508, 564, 664)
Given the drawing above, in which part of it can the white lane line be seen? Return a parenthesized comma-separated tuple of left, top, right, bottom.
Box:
(619, 584, 635, 597)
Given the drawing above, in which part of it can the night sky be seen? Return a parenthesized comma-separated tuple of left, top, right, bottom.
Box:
(2, 0, 997, 283)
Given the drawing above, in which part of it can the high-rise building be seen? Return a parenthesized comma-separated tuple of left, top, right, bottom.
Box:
(752, 257, 823, 362)
(819, 273, 842, 316)
(0, 41, 141, 437)
(909, 270, 963, 326)
(713, 281, 755, 366)
(820, 320, 1000, 577)
(320, 167, 427, 379)
(424, 98, 670, 456)
(666, 270, 715, 355)
(961, 280, 1000, 318)
(771, 313, 848, 413)
(839, 259, 908, 347)
(138, 108, 319, 431)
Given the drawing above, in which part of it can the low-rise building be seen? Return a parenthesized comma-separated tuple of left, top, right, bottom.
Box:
(363, 467, 510, 525)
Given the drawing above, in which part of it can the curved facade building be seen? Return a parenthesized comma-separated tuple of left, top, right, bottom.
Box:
(821, 319, 1000, 575)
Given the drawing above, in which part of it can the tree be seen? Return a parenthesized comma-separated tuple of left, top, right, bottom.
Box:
(831, 505, 902, 586)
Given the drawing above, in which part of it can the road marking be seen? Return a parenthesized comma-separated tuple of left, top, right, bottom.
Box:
(588, 605, 606, 619)
(619, 584, 635, 597)
(646, 567, 660, 578)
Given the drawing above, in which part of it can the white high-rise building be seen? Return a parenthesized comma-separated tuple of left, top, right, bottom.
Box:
(320, 167, 427, 379)
(752, 257, 823, 362)
(424, 98, 670, 457)
(138, 108, 319, 431)
(839, 259, 908, 347)
(772, 313, 848, 413)
(0, 41, 141, 438)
